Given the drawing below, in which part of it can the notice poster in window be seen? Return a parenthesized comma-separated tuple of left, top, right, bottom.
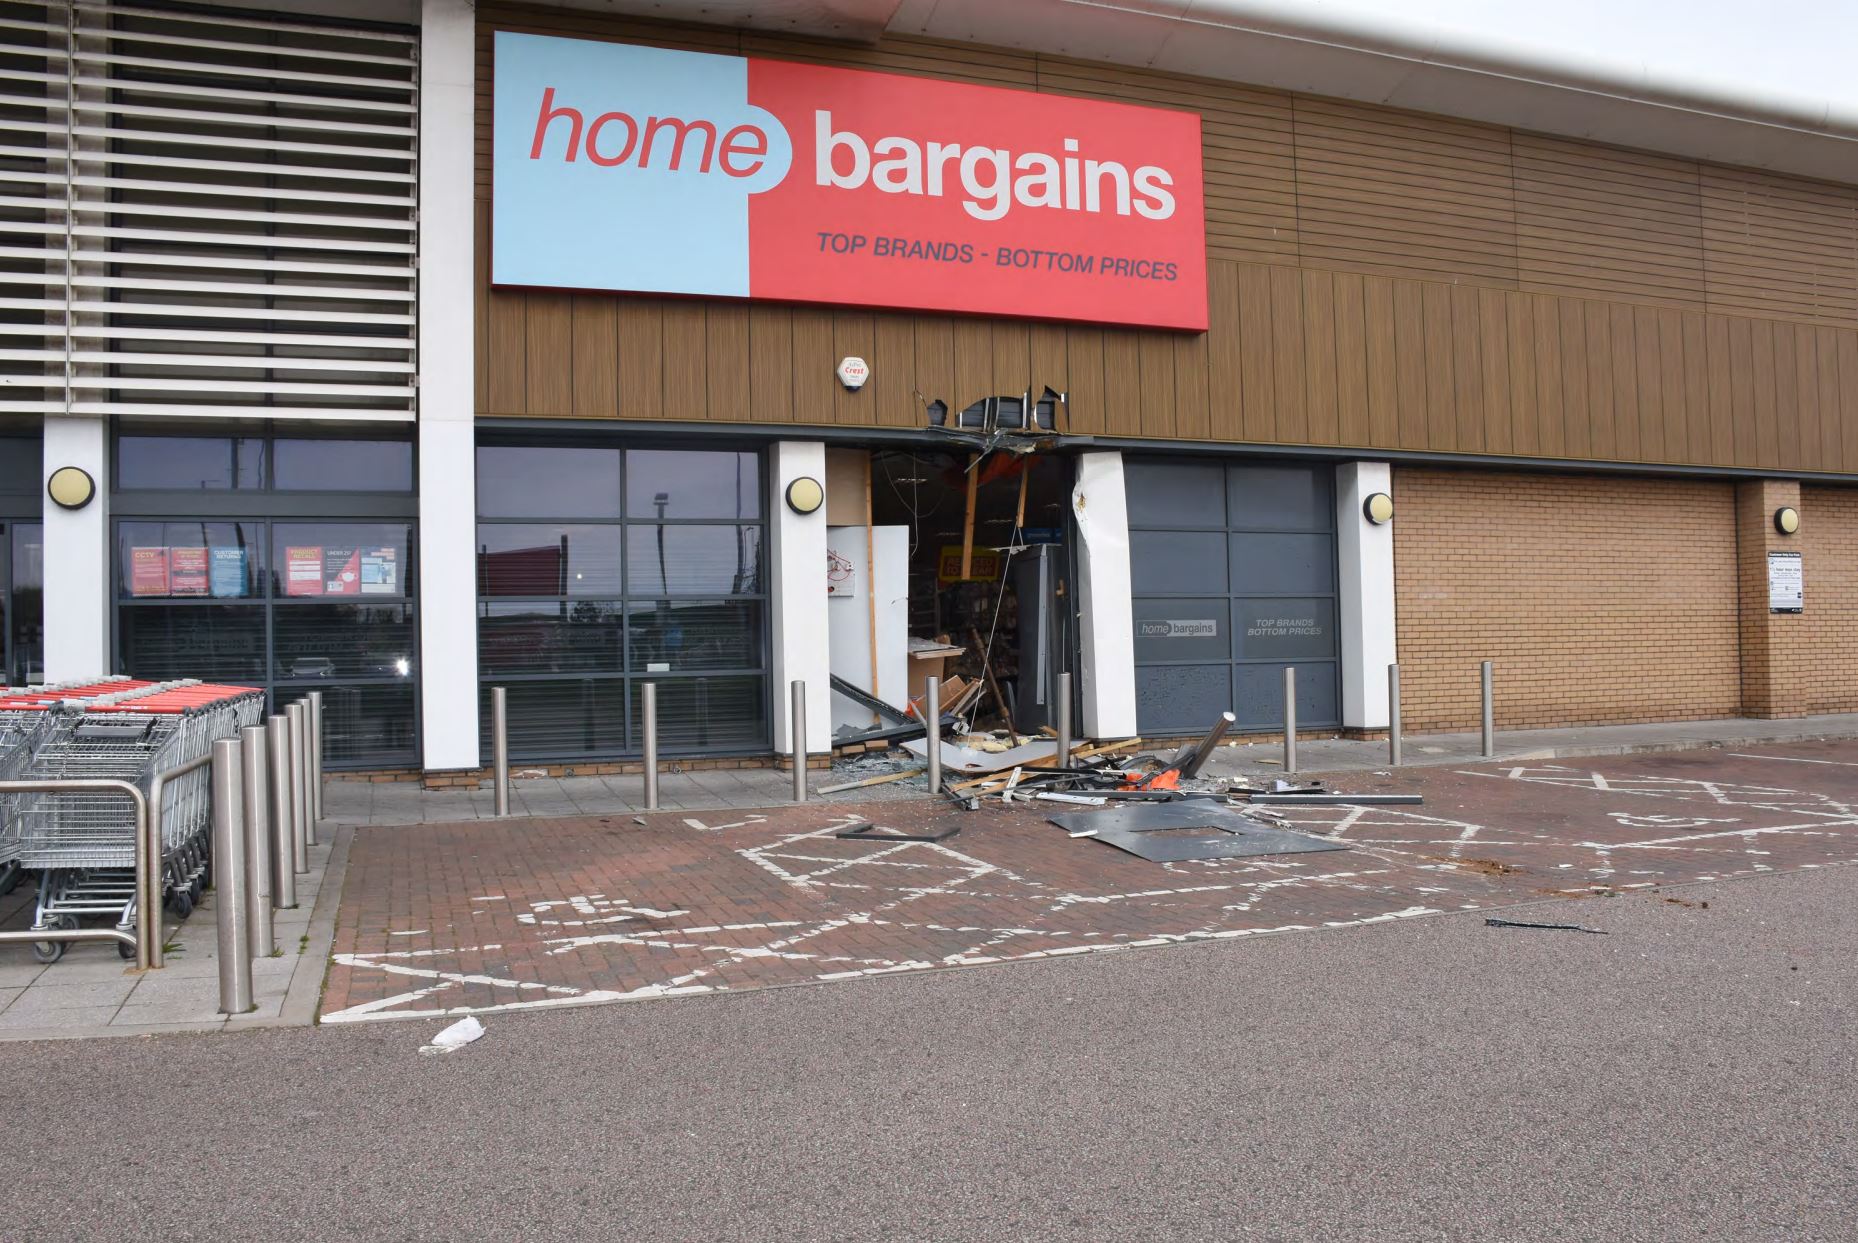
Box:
(168, 546, 208, 596)
(323, 546, 361, 596)
(285, 546, 324, 596)
(130, 547, 170, 597)
(209, 546, 247, 598)
(359, 546, 398, 595)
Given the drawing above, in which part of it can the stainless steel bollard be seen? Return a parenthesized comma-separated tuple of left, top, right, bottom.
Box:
(1054, 672, 1073, 770)
(491, 686, 510, 818)
(286, 702, 310, 870)
(1284, 666, 1298, 776)
(791, 680, 808, 803)
(307, 691, 324, 824)
(267, 715, 299, 905)
(1480, 660, 1495, 758)
(924, 676, 942, 795)
(240, 724, 274, 957)
(1388, 664, 1403, 767)
(212, 739, 253, 1015)
(641, 682, 660, 811)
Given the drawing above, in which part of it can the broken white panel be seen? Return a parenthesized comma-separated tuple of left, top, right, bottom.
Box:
(1072, 451, 1138, 739)
(769, 441, 832, 754)
(1336, 461, 1397, 729)
(826, 524, 910, 734)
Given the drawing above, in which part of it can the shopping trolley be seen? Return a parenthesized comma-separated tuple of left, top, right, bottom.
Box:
(13, 681, 263, 962)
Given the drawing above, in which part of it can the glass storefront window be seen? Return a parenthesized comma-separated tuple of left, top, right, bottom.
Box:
(118, 604, 267, 683)
(118, 435, 264, 491)
(624, 450, 759, 519)
(270, 522, 410, 600)
(273, 602, 415, 681)
(274, 439, 413, 492)
(475, 443, 768, 761)
(117, 521, 263, 600)
(477, 524, 623, 596)
(476, 446, 621, 519)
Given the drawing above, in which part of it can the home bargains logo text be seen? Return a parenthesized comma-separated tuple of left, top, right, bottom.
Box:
(491, 32, 1207, 331)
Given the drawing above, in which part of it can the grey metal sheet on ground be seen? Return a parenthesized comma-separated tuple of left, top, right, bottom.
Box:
(1047, 803, 1347, 862)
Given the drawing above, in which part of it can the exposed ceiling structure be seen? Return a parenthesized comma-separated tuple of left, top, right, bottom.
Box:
(530, 0, 1858, 183)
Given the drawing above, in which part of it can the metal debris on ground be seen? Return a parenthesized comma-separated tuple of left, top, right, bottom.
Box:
(1247, 792, 1425, 806)
(1484, 917, 1608, 935)
(835, 819, 960, 843)
(1046, 802, 1348, 863)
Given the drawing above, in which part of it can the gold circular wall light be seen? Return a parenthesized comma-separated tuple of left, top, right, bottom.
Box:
(46, 465, 95, 510)
(1363, 492, 1394, 525)
(1775, 506, 1800, 535)
(785, 476, 824, 515)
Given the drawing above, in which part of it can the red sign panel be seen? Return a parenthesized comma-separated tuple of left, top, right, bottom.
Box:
(492, 32, 1208, 331)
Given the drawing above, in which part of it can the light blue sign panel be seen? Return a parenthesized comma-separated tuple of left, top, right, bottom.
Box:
(492, 32, 793, 298)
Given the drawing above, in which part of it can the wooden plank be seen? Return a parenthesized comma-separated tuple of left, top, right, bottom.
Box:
(570, 295, 618, 419)
(1269, 265, 1308, 444)
(959, 457, 979, 578)
(953, 318, 992, 414)
(1530, 293, 1564, 458)
(1392, 279, 1428, 449)
(1750, 319, 1780, 468)
(991, 321, 1030, 398)
(1063, 326, 1106, 436)
(790, 308, 837, 424)
(1332, 272, 1369, 447)
(1655, 308, 1686, 462)
(1420, 282, 1456, 449)
(1477, 287, 1511, 455)
(748, 305, 795, 424)
(1237, 263, 1277, 442)
(616, 298, 663, 420)
(1726, 316, 1756, 467)
(1205, 263, 1244, 442)
(1818, 326, 1844, 471)
(661, 302, 707, 420)
(1557, 299, 1591, 459)
(1839, 331, 1858, 474)
(1792, 325, 1820, 475)
(1681, 312, 1711, 466)
(1584, 302, 1617, 460)
(473, 200, 490, 413)
(913, 317, 956, 422)
(1707, 315, 1735, 466)
(1771, 321, 1801, 470)
(706, 303, 751, 423)
(1302, 270, 1340, 446)
(485, 290, 527, 415)
(1138, 333, 1177, 439)
(1449, 284, 1484, 453)
(1173, 326, 1211, 441)
(523, 294, 575, 418)
(1028, 322, 1069, 419)
(1102, 329, 1143, 437)
(1504, 292, 1538, 456)
(872, 314, 918, 427)
(1362, 275, 1398, 449)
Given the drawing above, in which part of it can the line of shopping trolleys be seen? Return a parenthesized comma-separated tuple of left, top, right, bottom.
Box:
(0, 676, 265, 962)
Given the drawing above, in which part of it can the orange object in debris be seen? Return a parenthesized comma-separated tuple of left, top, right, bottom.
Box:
(1123, 767, 1180, 792)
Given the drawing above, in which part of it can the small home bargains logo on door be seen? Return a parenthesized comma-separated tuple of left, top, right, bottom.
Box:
(491, 32, 1207, 331)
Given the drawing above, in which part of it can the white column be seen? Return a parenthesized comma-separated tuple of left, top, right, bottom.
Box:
(1072, 451, 1138, 739)
(41, 416, 109, 681)
(1336, 461, 1397, 730)
(769, 441, 831, 755)
(415, 0, 479, 771)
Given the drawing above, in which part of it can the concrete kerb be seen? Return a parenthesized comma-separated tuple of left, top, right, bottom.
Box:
(234, 822, 351, 1031)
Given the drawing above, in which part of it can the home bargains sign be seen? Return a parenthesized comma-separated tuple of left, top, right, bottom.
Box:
(491, 32, 1208, 331)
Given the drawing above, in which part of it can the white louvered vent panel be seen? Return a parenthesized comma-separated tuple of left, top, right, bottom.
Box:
(0, 0, 416, 423)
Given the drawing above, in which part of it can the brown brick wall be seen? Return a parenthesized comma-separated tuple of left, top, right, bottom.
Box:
(1742, 483, 1858, 717)
(1393, 468, 1742, 731)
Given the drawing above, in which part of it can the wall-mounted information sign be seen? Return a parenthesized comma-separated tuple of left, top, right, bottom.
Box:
(491, 31, 1208, 330)
(1768, 550, 1803, 613)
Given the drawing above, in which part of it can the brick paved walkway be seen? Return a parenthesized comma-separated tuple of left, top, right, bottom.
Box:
(321, 740, 1858, 1023)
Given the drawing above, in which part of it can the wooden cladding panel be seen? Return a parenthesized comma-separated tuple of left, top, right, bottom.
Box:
(1512, 133, 1706, 310)
(479, 257, 1858, 479)
(1290, 97, 1518, 289)
(1701, 168, 1858, 328)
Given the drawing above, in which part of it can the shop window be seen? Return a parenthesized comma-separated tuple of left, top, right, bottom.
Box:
(6, 521, 42, 686)
(477, 446, 622, 519)
(293, 683, 417, 767)
(269, 522, 410, 600)
(118, 521, 264, 599)
(118, 435, 264, 491)
(118, 605, 267, 683)
(274, 439, 414, 493)
(474, 443, 768, 761)
(273, 603, 416, 681)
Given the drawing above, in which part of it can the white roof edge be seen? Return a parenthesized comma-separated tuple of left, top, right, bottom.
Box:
(1086, 0, 1855, 138)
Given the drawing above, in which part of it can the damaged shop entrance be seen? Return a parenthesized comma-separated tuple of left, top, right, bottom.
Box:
(822, 437, 1079, 779)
